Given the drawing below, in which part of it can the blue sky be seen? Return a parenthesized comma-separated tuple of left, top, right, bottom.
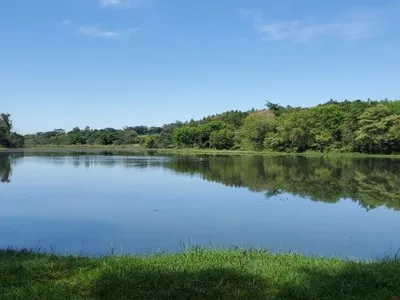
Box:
(1, 0, 399, 133)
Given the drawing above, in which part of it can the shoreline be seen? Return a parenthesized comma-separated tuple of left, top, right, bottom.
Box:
(1, 248, 399, 299)
(1, 146, 400, 158)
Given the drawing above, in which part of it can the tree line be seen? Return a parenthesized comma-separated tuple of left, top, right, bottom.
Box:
(3, 98, 400, 154)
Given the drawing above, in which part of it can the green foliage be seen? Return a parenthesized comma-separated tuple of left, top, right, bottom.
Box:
(266, 101, 284, 116)
(355, 105, 400, 153)
(8, 133, 25, 148)
(1, 248, 399, 300)
(69, 129, 87, 145)
(148, 126, 163, 134)
(197, 121, 227, 148)
(239, 113, 275, 151)
(144, 135, 157, 148)
(308, 104, 345, 150)
(173, 126, 200, 148)
(0, 113, 12, 135)
(266, 110, 310, 152)
(386, 100, 400, 115)
(199, 110, 249, 128)
(24, 130, 69, 146)
(210, 129, 235, 150)
(261, 99, 400, 153)
(16, 99, 400, 154)
(119, 129, 138, 145)
(0, 113, 24, 148)
(132, 125, 148, 135)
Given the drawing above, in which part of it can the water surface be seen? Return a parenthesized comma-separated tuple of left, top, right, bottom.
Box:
(1, 152, 399, 259)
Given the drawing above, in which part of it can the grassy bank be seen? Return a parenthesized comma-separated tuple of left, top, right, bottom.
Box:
(0, 145, 147, 153)
(3, 145, 400, 158)
(23, 144, 145, 150)
(1, 248, 400, 300)
(155, 148, 400, 158)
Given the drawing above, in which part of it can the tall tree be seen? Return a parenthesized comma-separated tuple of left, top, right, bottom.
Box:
(0, 113, 12, 135)
(0, 113, 14, 147)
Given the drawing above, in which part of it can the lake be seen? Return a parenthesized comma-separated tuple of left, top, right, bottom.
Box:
(1, 151, 400, 259)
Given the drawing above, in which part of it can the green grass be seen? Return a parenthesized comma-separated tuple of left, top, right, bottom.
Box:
(0, 145, 147, 153)
(23, 144, 145, 150)
(1, 248, 400, 300)
(0, 145, 400, 158)
(2, 145, 400, 158)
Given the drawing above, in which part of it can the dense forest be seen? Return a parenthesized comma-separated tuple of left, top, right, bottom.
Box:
(2, 99, 400, 154)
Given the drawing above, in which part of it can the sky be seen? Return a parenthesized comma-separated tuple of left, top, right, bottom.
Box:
(1, 0, 399, 134)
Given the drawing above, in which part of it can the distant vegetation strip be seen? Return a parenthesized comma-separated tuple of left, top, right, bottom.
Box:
(2, 99, 400, 154)
(1, 248, 400, 300)
(3, 147, 400, 158)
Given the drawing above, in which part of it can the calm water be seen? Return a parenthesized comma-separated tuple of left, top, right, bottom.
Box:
(1, 151, 400, 259)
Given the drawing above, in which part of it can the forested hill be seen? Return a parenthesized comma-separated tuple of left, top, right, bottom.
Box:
(3, 99, 400, 154)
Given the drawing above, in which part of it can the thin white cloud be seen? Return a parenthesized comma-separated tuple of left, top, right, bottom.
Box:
(60, 20, 72, 26)
(99, 0, 125, 7)
(241, 8, 384, 42)
(98, 0, 145, 9)
(78, 26, 139, 38)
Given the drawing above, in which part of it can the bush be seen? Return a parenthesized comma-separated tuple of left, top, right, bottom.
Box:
(210, 129, 235, 150)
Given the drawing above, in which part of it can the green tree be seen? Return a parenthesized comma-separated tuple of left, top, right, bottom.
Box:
(238, 113, 275, 151)
(355, 104, 400, 153)
(172, 126, 200, 148)
(266, 101, 284, 116)
(68, 127, 87, 145)
(144, 135, 157, 148)
(148, 127, 163, 134)
(9, 133, 25, 148)
(307, 105, 345, 151)
(0, 113, 12, 135)
(132, 126, 148, 135)
(0, 113, 12, 147)
(197, 121, 226, 148)
(210, 129, 235, 150)
(0, 114, 23, 148)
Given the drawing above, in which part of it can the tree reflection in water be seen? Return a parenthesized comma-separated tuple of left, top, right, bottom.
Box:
(2, 152, 400, 212)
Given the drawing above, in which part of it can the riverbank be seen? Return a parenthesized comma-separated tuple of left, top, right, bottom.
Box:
(1, 248, 399, 300)
(1, 145, 400, 158)
(155, 148, 400, 158)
